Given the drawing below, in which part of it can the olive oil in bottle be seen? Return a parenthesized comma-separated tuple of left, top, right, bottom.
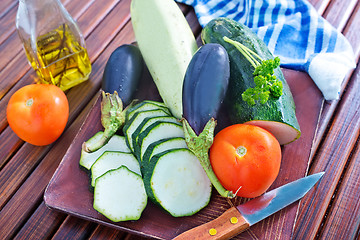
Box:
(16, 0, 91, 91)
(26, 24, 91, 91)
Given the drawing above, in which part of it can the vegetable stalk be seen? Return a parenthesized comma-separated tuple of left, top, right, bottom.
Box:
(82, 91, 127, 153)
(182, 118, 235, 198)
(223, 36, 283, 106)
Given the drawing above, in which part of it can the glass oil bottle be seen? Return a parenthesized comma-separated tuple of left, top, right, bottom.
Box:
(16, 0, 91, 91)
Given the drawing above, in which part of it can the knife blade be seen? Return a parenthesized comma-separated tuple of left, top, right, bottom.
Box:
(173, 172, 324, 240)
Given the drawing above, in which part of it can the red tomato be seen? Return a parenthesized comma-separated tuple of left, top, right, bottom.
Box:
(6, 84, 69, 146)
(210, 124, 281, 198)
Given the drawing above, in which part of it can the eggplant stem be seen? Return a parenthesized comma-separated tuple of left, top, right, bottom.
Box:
(181, 118, 235, 198)
(82, 91, 127, 153)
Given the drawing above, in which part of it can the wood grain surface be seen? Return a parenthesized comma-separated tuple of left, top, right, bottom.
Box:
(0, 0, 360, 240)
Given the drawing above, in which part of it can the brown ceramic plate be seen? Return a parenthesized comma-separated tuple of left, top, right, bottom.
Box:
(44, 68, 323, 239)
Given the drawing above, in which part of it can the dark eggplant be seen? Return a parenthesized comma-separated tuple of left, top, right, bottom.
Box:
(181, 43, 233, 198)
(182, 43, 230, 135)
(84, 45, 143, 153)
(102, 44, 143, 106)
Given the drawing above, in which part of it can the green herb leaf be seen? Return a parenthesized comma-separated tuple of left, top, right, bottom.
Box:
(223, 36, 283, 105)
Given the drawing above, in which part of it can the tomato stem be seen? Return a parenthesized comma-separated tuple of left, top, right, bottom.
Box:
(83, 91, 128, 153)
(26, 98, 34, 107)
(182, 118, 235, 198)
(236, 146, 247, 157)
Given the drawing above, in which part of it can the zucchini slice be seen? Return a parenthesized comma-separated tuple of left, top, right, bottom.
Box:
(123, 109, 169, 152)
(137, 122, 185, 161)
(143, 148, 211, 217)
(80, 132, 131, 170)
(132, 116, 180, 157)
(142, 137, 187, 170)
(93, 166, 147, 222)
(90, 151, 140, 187)
(126, 100, 170, 121)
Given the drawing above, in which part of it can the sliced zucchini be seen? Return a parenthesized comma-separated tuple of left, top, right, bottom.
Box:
(143, 148, 211, 217)
(132, 116, 180, 157)
(93, 166, 147, 222)
(137, 122, 185, 161)
(123, 109, 169, 151)
(90, 151, 140, 187)
(126, 100, 170, 121)
(80, 132, 131, 170)
(141, 137, 187, 170)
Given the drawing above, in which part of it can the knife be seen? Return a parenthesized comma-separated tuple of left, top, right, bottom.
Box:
(173, 172, 324, 240)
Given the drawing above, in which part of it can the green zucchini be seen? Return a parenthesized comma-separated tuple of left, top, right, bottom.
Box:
(141, 137, 188, 171)
(130, 0, 198, 119)
(137, 122, 184, 161)
(132, 116, 180, 158)
(93, 166, 147, 222)
(90, 151, 140, 187)
(201, 17, 301, 145)
(143, 148, 211, 217)
(123, 108, 170, 152)
(79, 132, 131, 170)
(126, 100, 170, 122)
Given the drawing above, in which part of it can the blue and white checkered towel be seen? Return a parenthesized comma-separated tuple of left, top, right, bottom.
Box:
(175, 0, 356, 100)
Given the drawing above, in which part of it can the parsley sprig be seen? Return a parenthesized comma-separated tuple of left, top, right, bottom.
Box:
(223, 36, 283, 106)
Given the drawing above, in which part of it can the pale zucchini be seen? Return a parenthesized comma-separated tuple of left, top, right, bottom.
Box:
(90, 151, 140, 187)
(130, 0, 198, 119)
(143, 148, 212, 217)
(93, 166, 147, 222)
(79, 132, 131, 170)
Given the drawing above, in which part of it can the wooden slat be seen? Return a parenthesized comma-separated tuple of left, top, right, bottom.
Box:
(0, 142, 47, 209)
(342, 1, 360, 58)
(0, 0, 130, 209)
(0, 54, 32, 102)
(313, 0, 360, 149)
(0, 0, 17, 19)
(312, 0, 360, 145)
(320, 135, 360, 238)
(13, 202, 67, 240)
(322, 0, 358, 31)
(0, 2, 132, 239)
(51, 216, 96, 240)
(307, 0, 331, 14)
(0, 6, 17, 45)
(0, 32, 23, 73)
(0, 94, 97, 240)
(88, 225, 128, 240)
(0, 127, 22, 169)
(266, 0, 360, 238)
(293, 62, 360, 239)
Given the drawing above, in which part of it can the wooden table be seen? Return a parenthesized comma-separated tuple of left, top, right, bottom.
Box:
(1, 0, 359, 239)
